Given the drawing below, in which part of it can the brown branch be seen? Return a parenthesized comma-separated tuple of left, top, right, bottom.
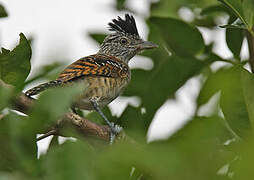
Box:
(11, 93, 113, 141)
(36, 129, 58, 141)
(0, 83, 114, 143)
(13, 93, 35, 113)
(62, 112, 111, 141)
(0, 79, 130, 144)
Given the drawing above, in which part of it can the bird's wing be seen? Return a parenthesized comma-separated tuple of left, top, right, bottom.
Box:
(24, 55, 129, 97)
(56, 55, 129, 82)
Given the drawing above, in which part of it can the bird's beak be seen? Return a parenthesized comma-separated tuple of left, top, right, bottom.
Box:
(139, 41, 158, 50)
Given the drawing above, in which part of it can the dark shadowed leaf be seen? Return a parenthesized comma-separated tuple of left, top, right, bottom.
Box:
(0, 33, 31, 86)
(149, 17, 205, 57)
(118, 105, 146, 141)
(0, 4, 8, 18)
(89, 33, 107, 45)
(225, 22, 244, 58)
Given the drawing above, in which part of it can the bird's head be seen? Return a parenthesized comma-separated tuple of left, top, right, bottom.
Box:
(98, 14, 158, 63)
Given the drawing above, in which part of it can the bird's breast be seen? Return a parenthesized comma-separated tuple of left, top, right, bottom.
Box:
(74, 74, 130, 110)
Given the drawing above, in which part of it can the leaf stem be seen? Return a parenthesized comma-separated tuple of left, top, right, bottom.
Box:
(217, 58, 237, 65)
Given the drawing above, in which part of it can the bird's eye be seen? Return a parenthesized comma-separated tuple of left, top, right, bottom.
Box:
(120, 38, 128, 44)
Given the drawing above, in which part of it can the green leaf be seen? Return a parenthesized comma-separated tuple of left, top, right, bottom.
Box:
(226, 28, 244, 58)
(225, 17, 244, 58)
(85, 106, 117, 125)
(149, 17, 205, 57)
(43, 141, 95, 180)
(198, 66, 254, 138)
(240, 68, 254, 129)
(118, 105, 146, 141)
(242, 0, 254, 29)
(88, 33, 106, 45)
(94, 116, 234, 180)
(218, 0, 245, 24)
(122, 19, 209, 131)
(232, 139, 254, 179)
(150, 0, 212, 18)
(116, 0, 126, 10)
(0, 113, 38, 174)
(29, 84, 85, 132)
(124, 55, 208, 130)
(220, 18, 246, 29)
(0, 83, 12, 111)
(218, 0, 254, 35)
(201, 4, 232, 16)
(220, 66, 252, 138)
(0, 115, 20, 172)
(0, 4, 8, 18)
(197, 68, 225, 107)
(0, 33, 32, 86)
(25, 62, 64, 85)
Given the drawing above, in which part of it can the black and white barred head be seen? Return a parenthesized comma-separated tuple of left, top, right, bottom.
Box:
(98, 14, 144, 63)
(108, 14, 139, 37)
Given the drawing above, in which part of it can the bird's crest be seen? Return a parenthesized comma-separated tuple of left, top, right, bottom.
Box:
(108, 14, 139, 36)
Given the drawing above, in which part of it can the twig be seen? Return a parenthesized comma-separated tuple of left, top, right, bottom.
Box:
(0, 79, 129, 143)
(11, 94, 113, 141)
(37, 129, 58, 141)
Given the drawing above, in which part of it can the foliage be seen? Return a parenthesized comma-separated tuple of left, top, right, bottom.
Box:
(1, 0, 254, 179)
(0, 33, 31, 87)
(0, 4, 7, 18)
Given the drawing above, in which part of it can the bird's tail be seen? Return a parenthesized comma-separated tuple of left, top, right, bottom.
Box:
(25, 80, 63, 97)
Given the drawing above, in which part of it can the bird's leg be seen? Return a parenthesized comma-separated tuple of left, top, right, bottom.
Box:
(90, 99, 122, 144)
(71, 105, 78, 114)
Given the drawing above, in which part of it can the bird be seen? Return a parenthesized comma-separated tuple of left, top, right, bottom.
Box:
(25, 14, 158, 144)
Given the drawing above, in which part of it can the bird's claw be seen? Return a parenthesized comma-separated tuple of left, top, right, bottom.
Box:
(109, 122, 122, 144)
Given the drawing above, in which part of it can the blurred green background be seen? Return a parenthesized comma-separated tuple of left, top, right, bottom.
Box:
(1, 0, 254, 179)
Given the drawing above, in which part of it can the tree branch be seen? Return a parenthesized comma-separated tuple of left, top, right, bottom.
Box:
(0, 78, 132, 144)
(11, 93, 114, 141)
(0, 80, 119, 143)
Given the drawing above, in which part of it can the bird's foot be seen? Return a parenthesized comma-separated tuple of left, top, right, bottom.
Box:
(108, 122, 122, 145)
(71, 106, 78, 114)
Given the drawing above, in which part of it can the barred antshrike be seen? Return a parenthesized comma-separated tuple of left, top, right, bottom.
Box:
(25, 14, 158, 143)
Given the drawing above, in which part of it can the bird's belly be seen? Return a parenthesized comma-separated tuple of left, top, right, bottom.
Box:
(74, 77, 129, 110)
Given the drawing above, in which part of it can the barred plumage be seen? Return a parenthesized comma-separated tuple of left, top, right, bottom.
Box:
(25, 80, 63, 97)
(25, 14, 158, 143)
